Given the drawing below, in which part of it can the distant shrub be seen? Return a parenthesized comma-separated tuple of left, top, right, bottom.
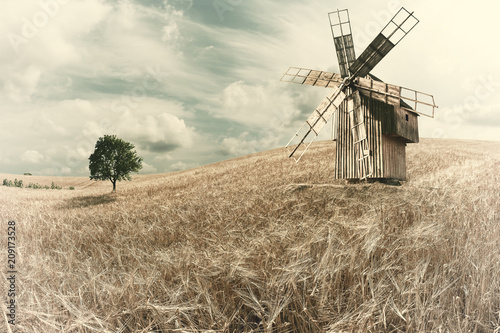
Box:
(69, 186, 75, 190)
(14, 179, 23, 188)
(44, 185, 50, 189)
(23, 173, 32, 176)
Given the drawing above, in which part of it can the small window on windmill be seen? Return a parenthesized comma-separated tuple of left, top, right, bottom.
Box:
(405, 114, 409, 121)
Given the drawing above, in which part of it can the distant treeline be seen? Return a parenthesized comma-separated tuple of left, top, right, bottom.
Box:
(2, 178, 74, 190)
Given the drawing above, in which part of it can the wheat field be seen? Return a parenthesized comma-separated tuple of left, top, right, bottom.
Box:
(0, 138, 499, 332)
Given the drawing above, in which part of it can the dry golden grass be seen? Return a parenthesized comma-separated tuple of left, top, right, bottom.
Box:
(0, 138, 499, 332)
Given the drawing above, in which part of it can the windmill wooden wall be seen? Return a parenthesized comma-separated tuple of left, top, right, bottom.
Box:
(335, 92, 416, 181)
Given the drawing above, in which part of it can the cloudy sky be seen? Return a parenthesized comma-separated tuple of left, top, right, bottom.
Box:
(1, 0, 499, 176)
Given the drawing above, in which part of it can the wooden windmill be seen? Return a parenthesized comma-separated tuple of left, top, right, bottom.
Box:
(282, 7, 437, 182)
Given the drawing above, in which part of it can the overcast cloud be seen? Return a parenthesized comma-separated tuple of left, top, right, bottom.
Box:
(1, 0, 499, 176)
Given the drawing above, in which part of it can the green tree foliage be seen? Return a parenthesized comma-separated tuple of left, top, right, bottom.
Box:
(88, 135, 143, 191)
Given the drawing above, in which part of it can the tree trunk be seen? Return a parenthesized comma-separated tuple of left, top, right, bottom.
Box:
(112, 179, 116, 191)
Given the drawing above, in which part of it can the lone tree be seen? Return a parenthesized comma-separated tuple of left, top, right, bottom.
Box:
(89, 135, 143, 191)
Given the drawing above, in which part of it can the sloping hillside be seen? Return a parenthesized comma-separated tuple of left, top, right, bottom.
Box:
(1, 139, 499, 332)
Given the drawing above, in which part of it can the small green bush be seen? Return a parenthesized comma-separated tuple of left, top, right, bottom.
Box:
(69, 186, 75, 190)
(23, 173, 32, 176)
(14, 179, 23, 188)
(28, 182, 43, 189)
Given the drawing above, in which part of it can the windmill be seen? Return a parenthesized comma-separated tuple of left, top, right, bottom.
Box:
(282, 7, 437, 182)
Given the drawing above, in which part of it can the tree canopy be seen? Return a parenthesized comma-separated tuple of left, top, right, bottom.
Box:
(89, 135, 143, 191)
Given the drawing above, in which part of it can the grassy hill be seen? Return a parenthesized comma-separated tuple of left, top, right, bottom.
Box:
(0, 138, 499, 332)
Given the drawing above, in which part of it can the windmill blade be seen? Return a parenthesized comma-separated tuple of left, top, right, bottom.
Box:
(349, 7, 419, 78)
(329, 9, 356, 77)
(354, 77, 438, 117)
(286, 87, 346, 162)
(281, 67, 343, 88)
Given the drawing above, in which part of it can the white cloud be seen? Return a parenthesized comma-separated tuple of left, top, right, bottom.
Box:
(141, 162, 157, 174)
(170, 161, 197, 171)
(0, 0, 112, 102)
(154, 154, 174, 162)
(162, 21, 180, 42)
(196, 45, 214, 58)
(216, 80, 308, 129)
(117, 111, 195, 153)
(220, 132, 279, 157)
(21, 150, 44, 163)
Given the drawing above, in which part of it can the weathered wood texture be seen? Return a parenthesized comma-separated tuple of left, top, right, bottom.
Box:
(334, 35, 356, 77)
(356, 78, 419, 143)
(385, 106, 419, 143)
(349, 33, 395, 78)
(335, 93, 411, 180)
(336, 93, 383, 179)
(356, 77, 401, 106)
(382, 135, 407, 180)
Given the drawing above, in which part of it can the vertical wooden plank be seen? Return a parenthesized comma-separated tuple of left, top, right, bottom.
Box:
(376, 101, 379, 177)
(368, 97, 374, 177)
(335, 101, 341, 179)
(337, 117, 340, 179)
(342, 100, 346, 178)
(382, 135, 407, 180)
(378, 101, 384, 178)
(340, 101, 344, 179)
(377, 99, 380, 177)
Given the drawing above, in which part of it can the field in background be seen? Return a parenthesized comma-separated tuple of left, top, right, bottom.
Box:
(0, 138, 499, 332)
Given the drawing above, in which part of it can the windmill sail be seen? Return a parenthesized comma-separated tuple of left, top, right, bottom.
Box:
(281, 67, 343, 88)
(286, 87, 346, 162)
(353, 77, 437, 117)
(349, 7, 419, 78)
(329, 9, 356, 77)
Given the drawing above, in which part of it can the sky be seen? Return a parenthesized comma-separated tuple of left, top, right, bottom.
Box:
(1, 0, 499, 176)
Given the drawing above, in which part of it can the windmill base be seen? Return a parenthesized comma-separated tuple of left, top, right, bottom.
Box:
(345, 178, 403, 186)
